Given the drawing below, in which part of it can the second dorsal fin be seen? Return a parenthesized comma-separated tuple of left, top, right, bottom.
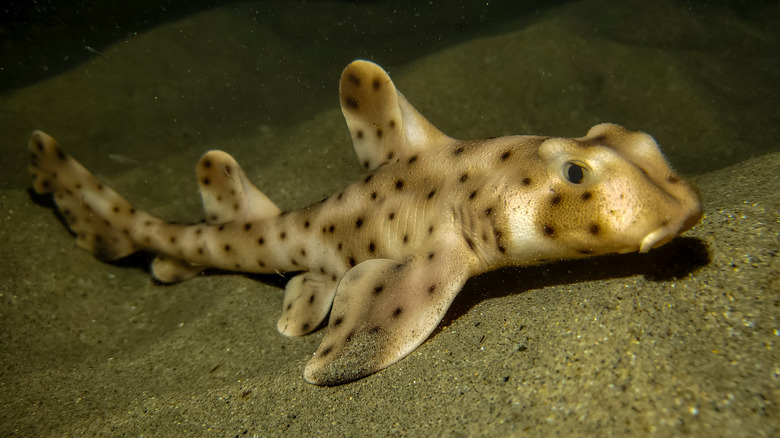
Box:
(195, 150, 281, 224)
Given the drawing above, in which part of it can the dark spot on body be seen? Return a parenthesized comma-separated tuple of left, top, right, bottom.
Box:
(388, 212, 395, 220)
(368, 241, 376, 253)
(428, 284, 436, 295)
(372, 78, 381, 90)
(373, 285, 384, 295)
(459, 173, 469, 183)
(500, 150, 511, 161)
(589, 224, 600, 235)
(469, 191, 477, 200)
(244, 223, 252, 231)
(551, 195, 562, 205)
(345, 97, 359, 109)
(363, 175, 373, 184)
(321, 347, 332, 357)
(334, 317, 343, 326)
(376, 128, 383, 138)
(302, 323, 310, 331)
(581, 192, 592, 201)
(304, 220, 310, 229)
(224, 244, 231, 252)
(395, 180, 404, 190)
(202, 178, 210, 185)
(522, 177, 531, 186)
(257, 237, 265, 245)
(355, 218, 364, 229)
(407, 155, 418, 164)
(427, 189, 436, 199)
(543, 225, 555, 237)
(348, 256, 356, 267)
(393, 307, 403, 317)
(202, 159, 212, 168)
(356, 130, 364, 139)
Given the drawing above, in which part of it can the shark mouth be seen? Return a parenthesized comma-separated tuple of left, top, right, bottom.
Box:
(638, 208, 703, 253)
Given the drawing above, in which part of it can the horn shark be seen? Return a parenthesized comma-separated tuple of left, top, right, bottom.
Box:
(27, 60, 703, 385)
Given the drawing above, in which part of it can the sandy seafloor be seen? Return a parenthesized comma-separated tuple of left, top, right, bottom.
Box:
(1, 0, 778, 436)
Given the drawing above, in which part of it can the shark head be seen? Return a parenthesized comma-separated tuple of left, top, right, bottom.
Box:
(505, 123, 702, 262)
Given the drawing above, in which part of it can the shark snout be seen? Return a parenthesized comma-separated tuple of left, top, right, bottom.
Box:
(638, 201, 703, 253)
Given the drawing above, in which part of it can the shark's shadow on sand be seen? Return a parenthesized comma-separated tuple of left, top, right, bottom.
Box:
(443, 236, 710, 329)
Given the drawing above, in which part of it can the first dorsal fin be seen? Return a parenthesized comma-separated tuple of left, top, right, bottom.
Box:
(339, 60, 452, 172)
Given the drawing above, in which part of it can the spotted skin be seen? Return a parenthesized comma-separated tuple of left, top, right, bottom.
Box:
(27, 60, 703, 385)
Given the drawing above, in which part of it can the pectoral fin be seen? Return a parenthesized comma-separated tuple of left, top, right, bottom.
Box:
(303, 233, 476, 385)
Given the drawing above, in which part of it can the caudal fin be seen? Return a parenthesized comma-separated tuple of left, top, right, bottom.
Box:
(28, 130, 152, 261)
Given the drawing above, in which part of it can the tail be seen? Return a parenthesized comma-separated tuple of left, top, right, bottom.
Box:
(29, 130, 150, 261)
(28, 131, 283, 282)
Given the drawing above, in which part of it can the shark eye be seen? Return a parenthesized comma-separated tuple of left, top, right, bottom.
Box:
(563, 162, 587, 184)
